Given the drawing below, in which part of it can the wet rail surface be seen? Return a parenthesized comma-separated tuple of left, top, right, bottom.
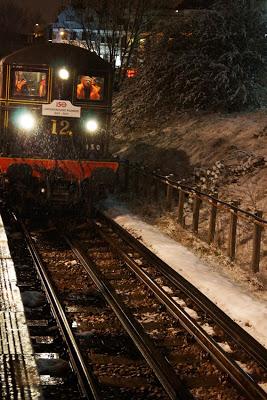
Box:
(90, 210, 267, 399)
(94, 211, 267, 368)
(34, 219, 267, 399)
(18, 218, 178, 400)
(0, 215, 42, 400)
(1, 211, 84, 399)
(4, 211, 267, 400)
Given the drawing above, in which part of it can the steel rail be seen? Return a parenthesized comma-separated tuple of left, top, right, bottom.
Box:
(16, 217, 100, 400)
(64, 234, 194, 400)
(95, 210, 267, 370)
(94, 220, 267, 400)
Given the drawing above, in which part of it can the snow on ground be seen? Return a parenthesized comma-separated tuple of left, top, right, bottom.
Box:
(102, 198, 267, 349)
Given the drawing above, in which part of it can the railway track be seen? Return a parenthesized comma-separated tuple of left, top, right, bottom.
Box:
(91, 210, 267, 398)
(16, 216, 180, 399)
(2, 211, 85, 400)
(5, 210, 267, 399)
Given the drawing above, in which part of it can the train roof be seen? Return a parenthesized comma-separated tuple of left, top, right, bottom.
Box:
(1, 43, 112, 71)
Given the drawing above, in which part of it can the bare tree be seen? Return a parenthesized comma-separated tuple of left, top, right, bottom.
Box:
(71, 0, 163, 87)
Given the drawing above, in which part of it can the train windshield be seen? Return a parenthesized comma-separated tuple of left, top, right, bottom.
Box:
(11, 70, 48, 99)
(76, 75, 104, 101)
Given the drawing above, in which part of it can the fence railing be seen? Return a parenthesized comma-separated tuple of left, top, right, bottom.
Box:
(117, 161, 267, 274)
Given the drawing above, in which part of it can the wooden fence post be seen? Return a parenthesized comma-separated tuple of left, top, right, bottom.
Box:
(166, 184, 173, 210)
(178, 188, 185, 225)
(134, 168, 140, 195)
(153, 176, 159, 203)
(139, 170, 144, 197)
(208, 193, 218, 244)
(227, 201, 238, 261)
(145, 173, 151, 198)
(141, 170, 147, 198)
(192, 194, 202, 234)
(143, 172, 148, 198)
(251, 210, 263, 273)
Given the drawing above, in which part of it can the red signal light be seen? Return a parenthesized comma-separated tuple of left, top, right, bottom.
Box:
(127, 69, 137, 78)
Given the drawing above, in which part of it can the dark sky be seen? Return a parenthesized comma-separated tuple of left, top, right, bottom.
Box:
(14, 0, 64, 23)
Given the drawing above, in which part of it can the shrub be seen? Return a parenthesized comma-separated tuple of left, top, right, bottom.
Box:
(116, 1, 266, 116)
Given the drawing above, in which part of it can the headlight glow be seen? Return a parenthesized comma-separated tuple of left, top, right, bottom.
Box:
(85, 119, 98, 133)
(58, 68, 69, 80)
(17, 112, 36, 131)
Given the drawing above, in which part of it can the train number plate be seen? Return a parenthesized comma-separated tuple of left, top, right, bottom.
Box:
(50, 119, 73, 136)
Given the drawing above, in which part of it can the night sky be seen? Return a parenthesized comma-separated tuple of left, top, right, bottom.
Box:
(14, 0, 63, 23)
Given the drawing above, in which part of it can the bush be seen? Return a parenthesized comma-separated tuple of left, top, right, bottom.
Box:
(116, 1, 266, 117)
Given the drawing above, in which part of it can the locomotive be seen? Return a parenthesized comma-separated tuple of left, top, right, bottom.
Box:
(0, 43, 119, 210)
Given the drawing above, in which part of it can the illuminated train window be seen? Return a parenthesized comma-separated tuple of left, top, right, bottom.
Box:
(12, 70, 47, 98)
(76, 75, 104, 101)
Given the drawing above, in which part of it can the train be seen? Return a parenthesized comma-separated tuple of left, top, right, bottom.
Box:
(0, 43, 119, 211)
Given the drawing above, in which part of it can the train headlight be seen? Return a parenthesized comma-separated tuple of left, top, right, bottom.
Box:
(85, 119, 98, 133)
(58, 68, 69, 80)
(17, 112, 36, 131)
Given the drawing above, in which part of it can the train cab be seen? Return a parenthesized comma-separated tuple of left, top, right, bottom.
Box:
(0, 43, 119, 209)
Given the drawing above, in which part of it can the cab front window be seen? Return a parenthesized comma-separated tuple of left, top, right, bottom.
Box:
(76, 75, 104, 101)
(11, 70, 48, 99)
